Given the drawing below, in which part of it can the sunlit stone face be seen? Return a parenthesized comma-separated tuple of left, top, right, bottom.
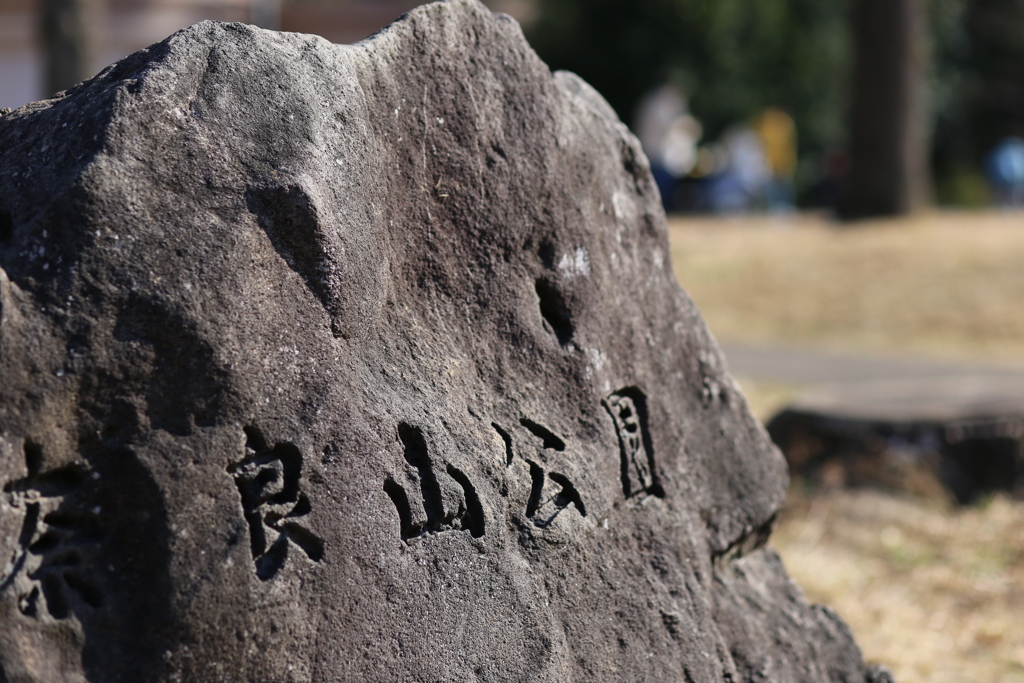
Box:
(0, 3, 874, 682)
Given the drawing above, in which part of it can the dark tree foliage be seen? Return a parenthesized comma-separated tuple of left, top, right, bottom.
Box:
(526, 0, 850, 178)
(527, 0, 1024, 210)
(928, 0, 983, 202)
(963, 0, 1024, 153)
(924, 0, 1024, 204)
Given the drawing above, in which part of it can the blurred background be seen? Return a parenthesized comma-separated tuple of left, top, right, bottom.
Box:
(4, 0, 1024, 681)
(9, 0, 1024, 214)
(0, 1, 533, 109)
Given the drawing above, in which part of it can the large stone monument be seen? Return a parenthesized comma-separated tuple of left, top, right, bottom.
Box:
(0, 1, 888, 680)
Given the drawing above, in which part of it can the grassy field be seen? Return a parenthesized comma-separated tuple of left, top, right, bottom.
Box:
(667, 211, 1024, 683)
(669, 210, 1024, 363)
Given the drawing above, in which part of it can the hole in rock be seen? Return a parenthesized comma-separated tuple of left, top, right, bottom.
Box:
(492, 423, 514, 466)
(520, 418, 565, 451)
(254, 535, 288, 581)
(17, 503, 40, 547)
(537, 239, 557, 269)
(549, 472, 586, 516)
(23, 440, 43, 478)
(287, 494, 312, 517)
(0, 211, 12, 245)
(48, 550, 81, 567)
(246, 509, 268, 559)
(64, 572, 102, 608)
(41, 573, 68, 619)
(398, 424, 444, 525)
(29, 531, 61, 554)
(525, 461, 545, 518)
(18, 586, 39, 616)
(604, 388, 663, 499)
(446, 464, 485, 538)
(384, 478, 417, 541)
(535, 278, 573, 345)
(34, 464, 88, 498)
(282, 522, 324, 562)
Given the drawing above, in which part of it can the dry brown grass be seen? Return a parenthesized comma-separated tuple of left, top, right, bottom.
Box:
(666, 211, 1024, 682)
(774, 490, 1024, 683)
(668, 211, 1024, 363)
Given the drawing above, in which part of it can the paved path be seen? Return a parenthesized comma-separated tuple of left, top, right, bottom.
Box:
(721, 343, 1024, 422)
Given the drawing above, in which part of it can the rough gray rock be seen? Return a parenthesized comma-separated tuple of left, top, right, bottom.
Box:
(0, 2, 881, 681)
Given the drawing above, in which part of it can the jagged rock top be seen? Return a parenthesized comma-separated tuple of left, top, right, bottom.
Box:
(0, 2, 882, 681)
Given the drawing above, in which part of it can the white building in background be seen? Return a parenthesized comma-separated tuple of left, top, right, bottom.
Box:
(0, 0, 535, 110)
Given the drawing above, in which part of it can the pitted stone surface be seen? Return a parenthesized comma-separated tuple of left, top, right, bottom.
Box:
(0, 2, 880, 681)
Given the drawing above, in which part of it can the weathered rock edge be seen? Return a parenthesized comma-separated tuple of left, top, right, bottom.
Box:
(0, 2, 886, 681)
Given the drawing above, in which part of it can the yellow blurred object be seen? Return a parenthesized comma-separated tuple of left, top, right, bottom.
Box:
(752, 107, 797, 179)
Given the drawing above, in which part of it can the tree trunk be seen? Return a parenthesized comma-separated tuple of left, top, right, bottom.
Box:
(839, 0, 929, 220)
(39, 0, 96, 97)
